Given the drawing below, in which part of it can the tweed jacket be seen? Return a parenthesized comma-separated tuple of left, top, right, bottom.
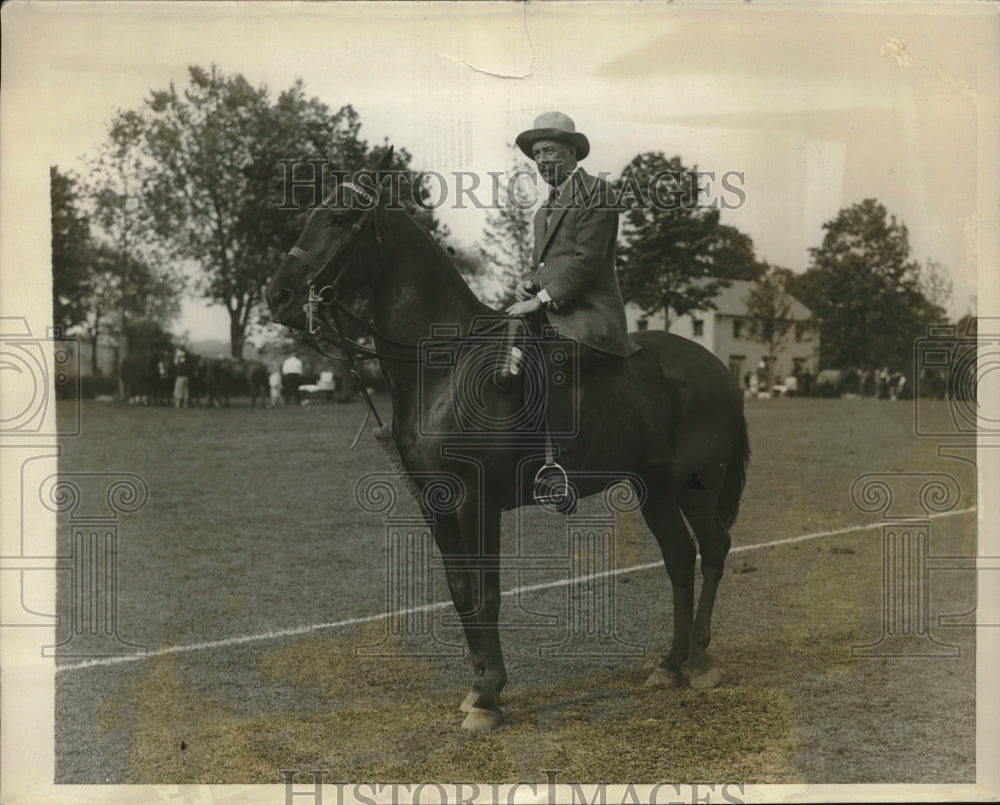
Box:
(532, 169, 641, 358)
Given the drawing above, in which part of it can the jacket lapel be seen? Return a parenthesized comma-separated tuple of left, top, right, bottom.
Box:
(533, 207, 547, 265)
(538, 168, 586, 259)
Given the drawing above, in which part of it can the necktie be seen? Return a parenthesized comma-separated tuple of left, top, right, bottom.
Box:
(545, 187, 559, 225)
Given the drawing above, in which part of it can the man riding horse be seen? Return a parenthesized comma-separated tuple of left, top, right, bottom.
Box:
(266, 134, 748, 730)
(505, 112, 641, 510)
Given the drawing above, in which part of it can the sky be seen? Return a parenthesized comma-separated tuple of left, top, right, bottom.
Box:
(1, 1, 996, 342)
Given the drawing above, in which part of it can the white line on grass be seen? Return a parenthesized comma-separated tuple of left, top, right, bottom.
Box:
(55, 505, 976, 673)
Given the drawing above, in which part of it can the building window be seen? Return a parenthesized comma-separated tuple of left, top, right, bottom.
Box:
(732, 319, 743, 339)
(692, 319, 704, 337)
(637, 318, 649, 332)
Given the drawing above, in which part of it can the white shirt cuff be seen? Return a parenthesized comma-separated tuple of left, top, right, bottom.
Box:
(536, 288, 553, 307)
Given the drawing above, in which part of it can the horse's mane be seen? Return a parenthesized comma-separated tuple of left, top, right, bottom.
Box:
(389, 207, 498, 318)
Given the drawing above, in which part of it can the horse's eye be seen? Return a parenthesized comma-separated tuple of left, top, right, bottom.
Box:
(324, 223, 349, 248)
(325, 210, 352, 228)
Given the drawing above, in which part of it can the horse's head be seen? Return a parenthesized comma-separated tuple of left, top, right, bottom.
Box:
(267, 147, 395, 330)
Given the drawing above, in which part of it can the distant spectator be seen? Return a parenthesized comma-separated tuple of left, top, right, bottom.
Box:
(877, 366, 891, 399)
(800, 368, 814, 396)
(891, 373, 906, 401)
(282, 351, 304, 405)
(269, 365, 283, 408)
(756, 359, 768, 391)
(173, 347, 191, 408)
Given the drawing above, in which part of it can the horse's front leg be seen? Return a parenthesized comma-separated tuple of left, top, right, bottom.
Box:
(435, 498, 506, 731)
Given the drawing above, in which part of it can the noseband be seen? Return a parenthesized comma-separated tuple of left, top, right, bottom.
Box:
(285, 181, 385, 336)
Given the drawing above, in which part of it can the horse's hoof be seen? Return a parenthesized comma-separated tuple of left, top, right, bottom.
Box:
(685, 657, 722, 689)
(461, 706, 503, 731)
(644, 665, 683, 688)
(459, 691, 478, 713)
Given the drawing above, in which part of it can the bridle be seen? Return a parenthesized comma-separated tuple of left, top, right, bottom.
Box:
(279, 178, 527, 447)
(287, 182, 385, 341)
(280, 180, 397, 436)
(283, 182, 435, 366)
(283, 181, 507, 363)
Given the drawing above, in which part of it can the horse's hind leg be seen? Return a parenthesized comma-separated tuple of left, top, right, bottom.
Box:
(677, 486, 731, 689)
(640, 472, 697, 689)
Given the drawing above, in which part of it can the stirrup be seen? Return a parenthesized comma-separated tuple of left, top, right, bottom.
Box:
(533, 462, 576, 513)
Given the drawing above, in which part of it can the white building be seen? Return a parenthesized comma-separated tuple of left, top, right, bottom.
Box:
(625, 279, 819, 387)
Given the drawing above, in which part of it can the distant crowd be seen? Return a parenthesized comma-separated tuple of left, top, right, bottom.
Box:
(742, 361, 961, 401)
(117, 348, 362, 409)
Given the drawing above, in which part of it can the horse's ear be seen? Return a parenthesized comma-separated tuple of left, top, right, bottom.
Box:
(372, 146, 396, 207)
(375, 145, 394, 173)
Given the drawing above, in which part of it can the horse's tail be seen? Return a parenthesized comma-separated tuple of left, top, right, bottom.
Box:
(717, 413, 751, 530)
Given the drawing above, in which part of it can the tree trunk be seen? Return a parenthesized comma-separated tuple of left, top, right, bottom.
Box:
(230, 317, 245, 359)
(114, 341, 124, 400)
(89, 313, 101, 376)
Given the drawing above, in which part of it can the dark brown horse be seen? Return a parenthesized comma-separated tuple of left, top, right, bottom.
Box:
(266, 151, 750, 730)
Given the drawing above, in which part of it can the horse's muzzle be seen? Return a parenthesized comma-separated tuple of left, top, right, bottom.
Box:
(267, 287, 307, 329)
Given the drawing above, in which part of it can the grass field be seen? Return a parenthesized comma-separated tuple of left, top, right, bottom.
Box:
(52, 394, 978, 786)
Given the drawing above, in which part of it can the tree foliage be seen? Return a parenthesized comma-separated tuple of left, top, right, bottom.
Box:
(50, 167, 92, 331)
(614, 152, 762, 326)
(798, 198, 947, 371)
(743, 264, 796, 388)
(52, 159, 181, 375)
(125, 65, 440, 357)
(72, 241, 180, 375)
(87, 111, 183, 368)
(919, 258, 954, 314)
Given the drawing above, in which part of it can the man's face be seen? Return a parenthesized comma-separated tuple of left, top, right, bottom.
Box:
(532, 139, 577, 188)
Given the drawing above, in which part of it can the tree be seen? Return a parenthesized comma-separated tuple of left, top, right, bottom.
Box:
(73, 241, 180, 376)
(799, 199, 946, 371)
(132, 66, 442, 357)
(51, 167, 93, 332)
(743, 265, 796, 390)
(956, 311, 976, 335)
(88, 110, 182, 382)
(138, 66, 284, 358)
(53, 155, 181, 376)
(614, 152, 762, 327)
(919, 258, 954, 315)
(479, 148, 537, 307)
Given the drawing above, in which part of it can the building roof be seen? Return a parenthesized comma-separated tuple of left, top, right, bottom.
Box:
(699, 279, 813, 321)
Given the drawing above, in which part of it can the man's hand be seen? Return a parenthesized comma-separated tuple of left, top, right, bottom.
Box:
(506, 297, 544, 317)
(513, 279, 537, 302)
